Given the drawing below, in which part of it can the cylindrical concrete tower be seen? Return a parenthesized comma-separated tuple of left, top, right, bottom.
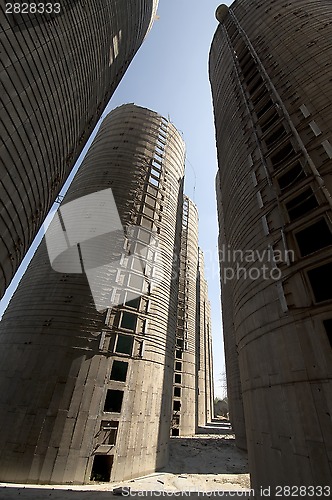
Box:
(210, 0, 332, 491)
(0, 104, 185, 484)
(197, 249, 214, 427)
(171, 196, 199, 436)
(0, 0, 159, 298)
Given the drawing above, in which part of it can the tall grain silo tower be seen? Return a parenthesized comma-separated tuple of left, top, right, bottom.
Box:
(210, 0, 332, 490)
(0, 104, 185, 484)
(0, 0, 159, 298)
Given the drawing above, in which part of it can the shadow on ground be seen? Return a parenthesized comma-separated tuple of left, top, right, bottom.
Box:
(0, 488, 115, 499)
(162, 429, 249, 475)
(0, 488, 253, 499)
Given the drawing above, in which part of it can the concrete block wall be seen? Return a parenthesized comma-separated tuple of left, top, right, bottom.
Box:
(211, 0, 332, 490)
(0, 104, 185, 484)
(0, 0, 159, 298)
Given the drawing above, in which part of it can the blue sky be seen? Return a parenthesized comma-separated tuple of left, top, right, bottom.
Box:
(0, 0, 231, 397)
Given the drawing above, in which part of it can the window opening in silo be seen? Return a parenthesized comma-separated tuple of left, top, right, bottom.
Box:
(173, 401, 181, 411)
(285, 187, 318, 221)
(90, 455, 113, 482)
(115, 334, 134, 355)
(104, 390, 124, 413)
(277, 162, 305, 191)
(323, 319, 332, 348)
(307, 263, 332, 303)
(110, 360, 128, 382)
(174, 387, 181, 397)
(295, 219, 332, 257)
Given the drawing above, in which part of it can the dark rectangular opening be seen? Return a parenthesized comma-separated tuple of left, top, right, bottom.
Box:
(245, 69, 260, 86)
(174, 387, 181, 397)
(176, 338, 184, 349)
(248, 76, 264, 95)
(264, 126, 287, 148)
(295, 219, 332, 257)
(124, 292, 140, 310)
(175, 361, 182, 371)
(259, 110, 280, 133)
(175, 350, 183, 359)
(270, 141, 296, 168)
(174, 374, 182, 384)
(256, 99, 274, 118)
(115, 334, 134, 355)
(323, 319, 332, 347)
(242, 60, 257, 78)
(110, 361, 128, 382)
(307, 262, 332, 302)
(285, 188, 318, 221)
(173, 400, 181, 411)
(90, 455, 113, 482)
(239, 53, 254, 70)
(277, 162, 306, 191)
(252, 88, 269, 107)
(171, 428, 180, 436)
(104, 390, 124, 413)
(238, 51, 252, 68)
(120, 312, 137, 331)
(100, 421, 119, 445)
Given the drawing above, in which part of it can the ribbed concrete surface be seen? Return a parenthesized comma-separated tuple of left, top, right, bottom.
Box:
(172, 197, 199, 436)
(171, 200, 214, 436)
(0, 0, 158, 298)
(210, 0, 332, 490)
(0, 104, 185, 484)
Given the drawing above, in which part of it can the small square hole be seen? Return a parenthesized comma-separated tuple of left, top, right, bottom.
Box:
(285, 187, 318, 221)
(120, 312, 137, 331)
(115, 335, 134, 355)
(90, 455, 113, 482)
(110, 361, 128, 382)
(174, 387, 181, 397)
(173, 400, 181, 411)
(295, 219, 332, 257)
(307, 263, 332, 302)
(104, 390, 124, 413)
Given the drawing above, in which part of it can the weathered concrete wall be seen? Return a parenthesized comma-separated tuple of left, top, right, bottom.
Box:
(0, 104, 185, 484)
(0, 0, 158, 298)
(211, 0, 332, 490)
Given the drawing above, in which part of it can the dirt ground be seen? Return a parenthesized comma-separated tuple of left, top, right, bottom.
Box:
(0, 420, 251, 499)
